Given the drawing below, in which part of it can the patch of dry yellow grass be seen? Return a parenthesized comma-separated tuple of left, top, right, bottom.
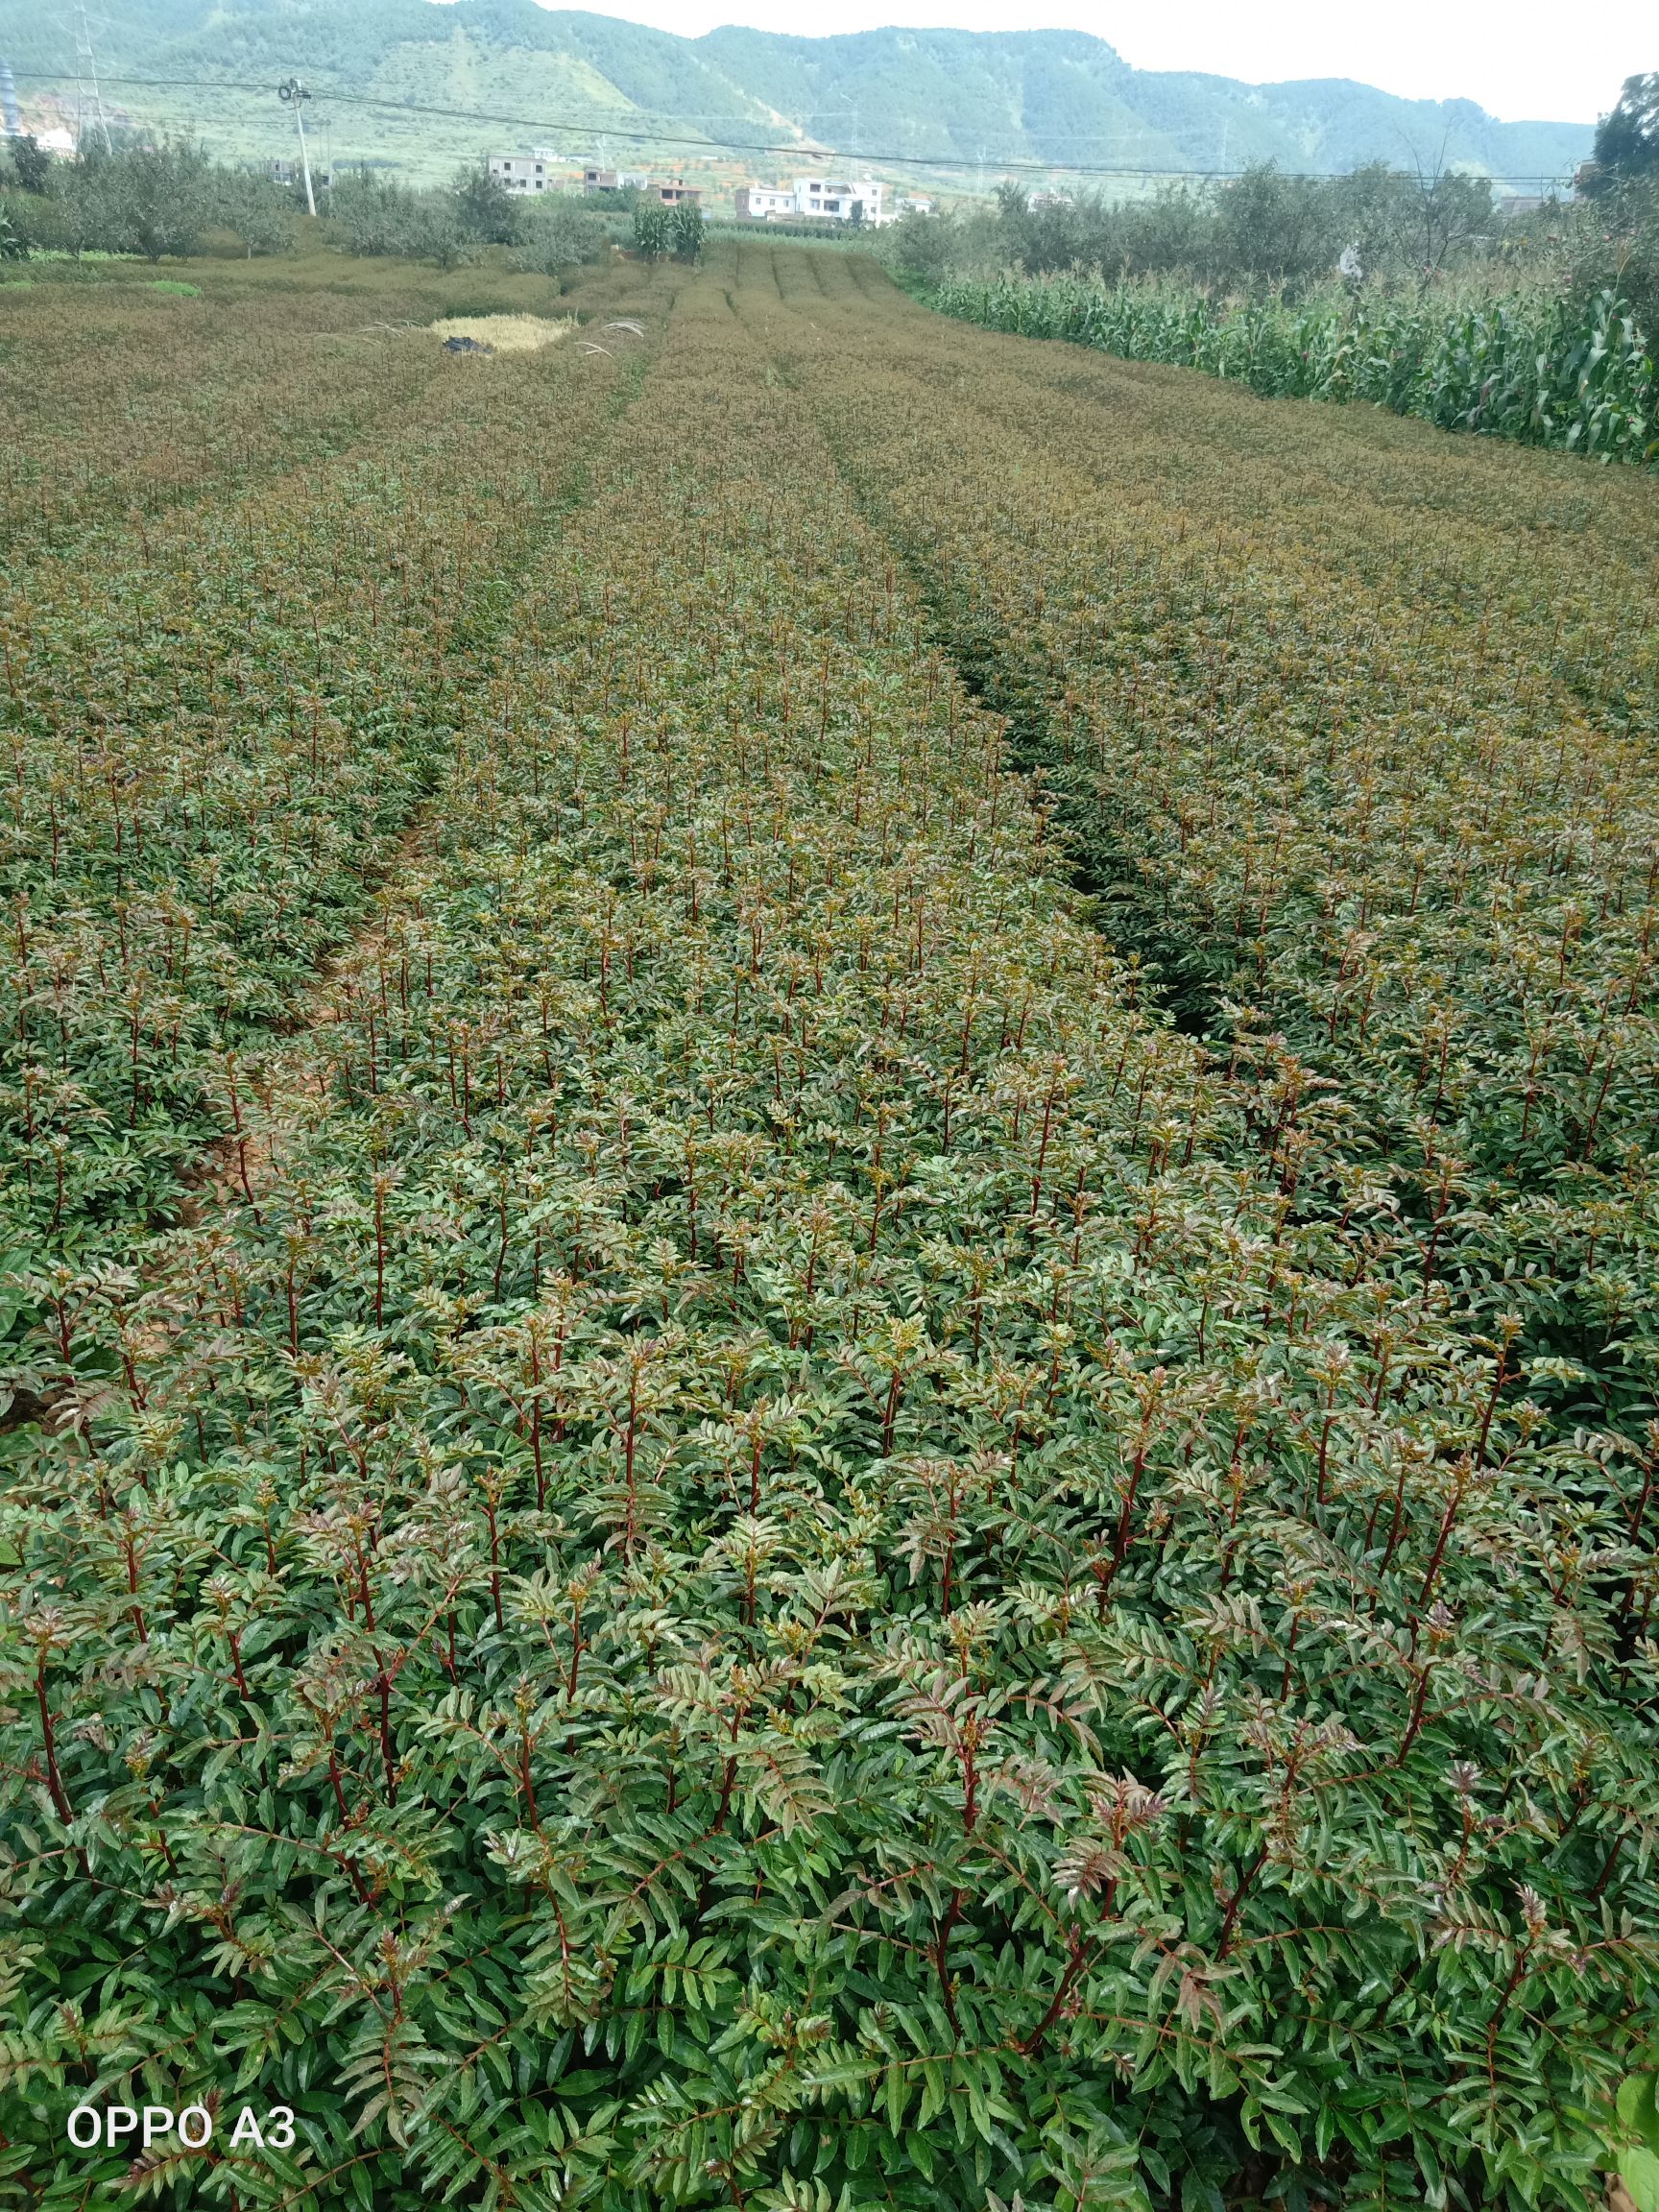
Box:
(428, 314, 576, 352)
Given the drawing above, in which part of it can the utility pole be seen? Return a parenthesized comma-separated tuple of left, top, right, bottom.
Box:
(74, 3, 112, 155)
(277, 76, 316, 217)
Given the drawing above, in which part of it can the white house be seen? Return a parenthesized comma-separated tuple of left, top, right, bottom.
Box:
(735, 176, 890, 225)
(735, 184, 799, 221)
(491, 154, 552, 193)
(794, 175, 886, 224)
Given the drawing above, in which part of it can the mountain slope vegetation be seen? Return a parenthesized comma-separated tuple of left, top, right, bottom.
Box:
(8, 0, 1591, 186)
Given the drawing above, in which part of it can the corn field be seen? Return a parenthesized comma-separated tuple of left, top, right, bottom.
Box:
(1, 244, 1657, 2212)
(927, 275, 1659, 465)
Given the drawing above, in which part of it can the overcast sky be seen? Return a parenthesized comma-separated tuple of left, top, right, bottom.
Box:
(539, 0, 1648, 126)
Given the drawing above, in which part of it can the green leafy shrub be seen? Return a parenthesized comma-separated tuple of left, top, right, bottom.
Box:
(1616, 2063, 1659, 2212)
(512, 194, 607, 275)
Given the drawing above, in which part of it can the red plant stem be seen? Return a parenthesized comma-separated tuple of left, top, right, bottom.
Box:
(373, 1648, 397, 1806)
(1417, 1475, 1466, 1609)
(34, 1657, 75, 1825)
(934, 1887, 963, 2038)
(1216, 1840, 1269, 1957)
(1020, 1929, 1093, 2056)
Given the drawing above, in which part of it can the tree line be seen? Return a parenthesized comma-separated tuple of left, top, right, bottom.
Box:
(884, 73, 1659, 341)
(890, 164, 1656, 332)
(0, 133, 613, 271)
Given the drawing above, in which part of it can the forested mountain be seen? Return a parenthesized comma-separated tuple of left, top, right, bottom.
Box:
(4, 0, 1592, 188)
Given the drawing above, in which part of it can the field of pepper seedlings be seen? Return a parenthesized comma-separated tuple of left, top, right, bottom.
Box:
(2, 243, 1657, 2212)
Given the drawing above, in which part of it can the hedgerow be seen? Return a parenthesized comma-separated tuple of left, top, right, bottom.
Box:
(0, 241, 1655, 2212)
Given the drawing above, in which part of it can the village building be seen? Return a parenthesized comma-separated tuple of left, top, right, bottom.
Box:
(735, 176, 889, 225)
(734, 184, 798, 221)
(579, 167, 701, 203)
(491, 155, 553, 193)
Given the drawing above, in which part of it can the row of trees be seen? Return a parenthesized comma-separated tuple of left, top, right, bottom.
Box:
(885, 72, 1659, 333)
(887, 161, 1659, 336)
(327, 165, 608, 271)
(976, 163, 1503, 295)
(886, 161, 1569, 299)
(0, 133, 612, 271)
(0, 136, 296, 261)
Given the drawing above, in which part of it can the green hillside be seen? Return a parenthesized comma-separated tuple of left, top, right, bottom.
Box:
(3, 0, 1592, 194)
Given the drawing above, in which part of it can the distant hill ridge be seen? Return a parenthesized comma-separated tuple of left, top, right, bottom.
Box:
(5, 0, 1593, 186)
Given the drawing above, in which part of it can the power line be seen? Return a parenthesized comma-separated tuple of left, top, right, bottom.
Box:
(9, 66, 1580, 191)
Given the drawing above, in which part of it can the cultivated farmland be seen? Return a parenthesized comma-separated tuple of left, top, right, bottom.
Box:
(1, 244, 1656, 2212)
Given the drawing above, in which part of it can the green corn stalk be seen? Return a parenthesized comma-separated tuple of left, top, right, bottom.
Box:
(929, 274, 1657, 467)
